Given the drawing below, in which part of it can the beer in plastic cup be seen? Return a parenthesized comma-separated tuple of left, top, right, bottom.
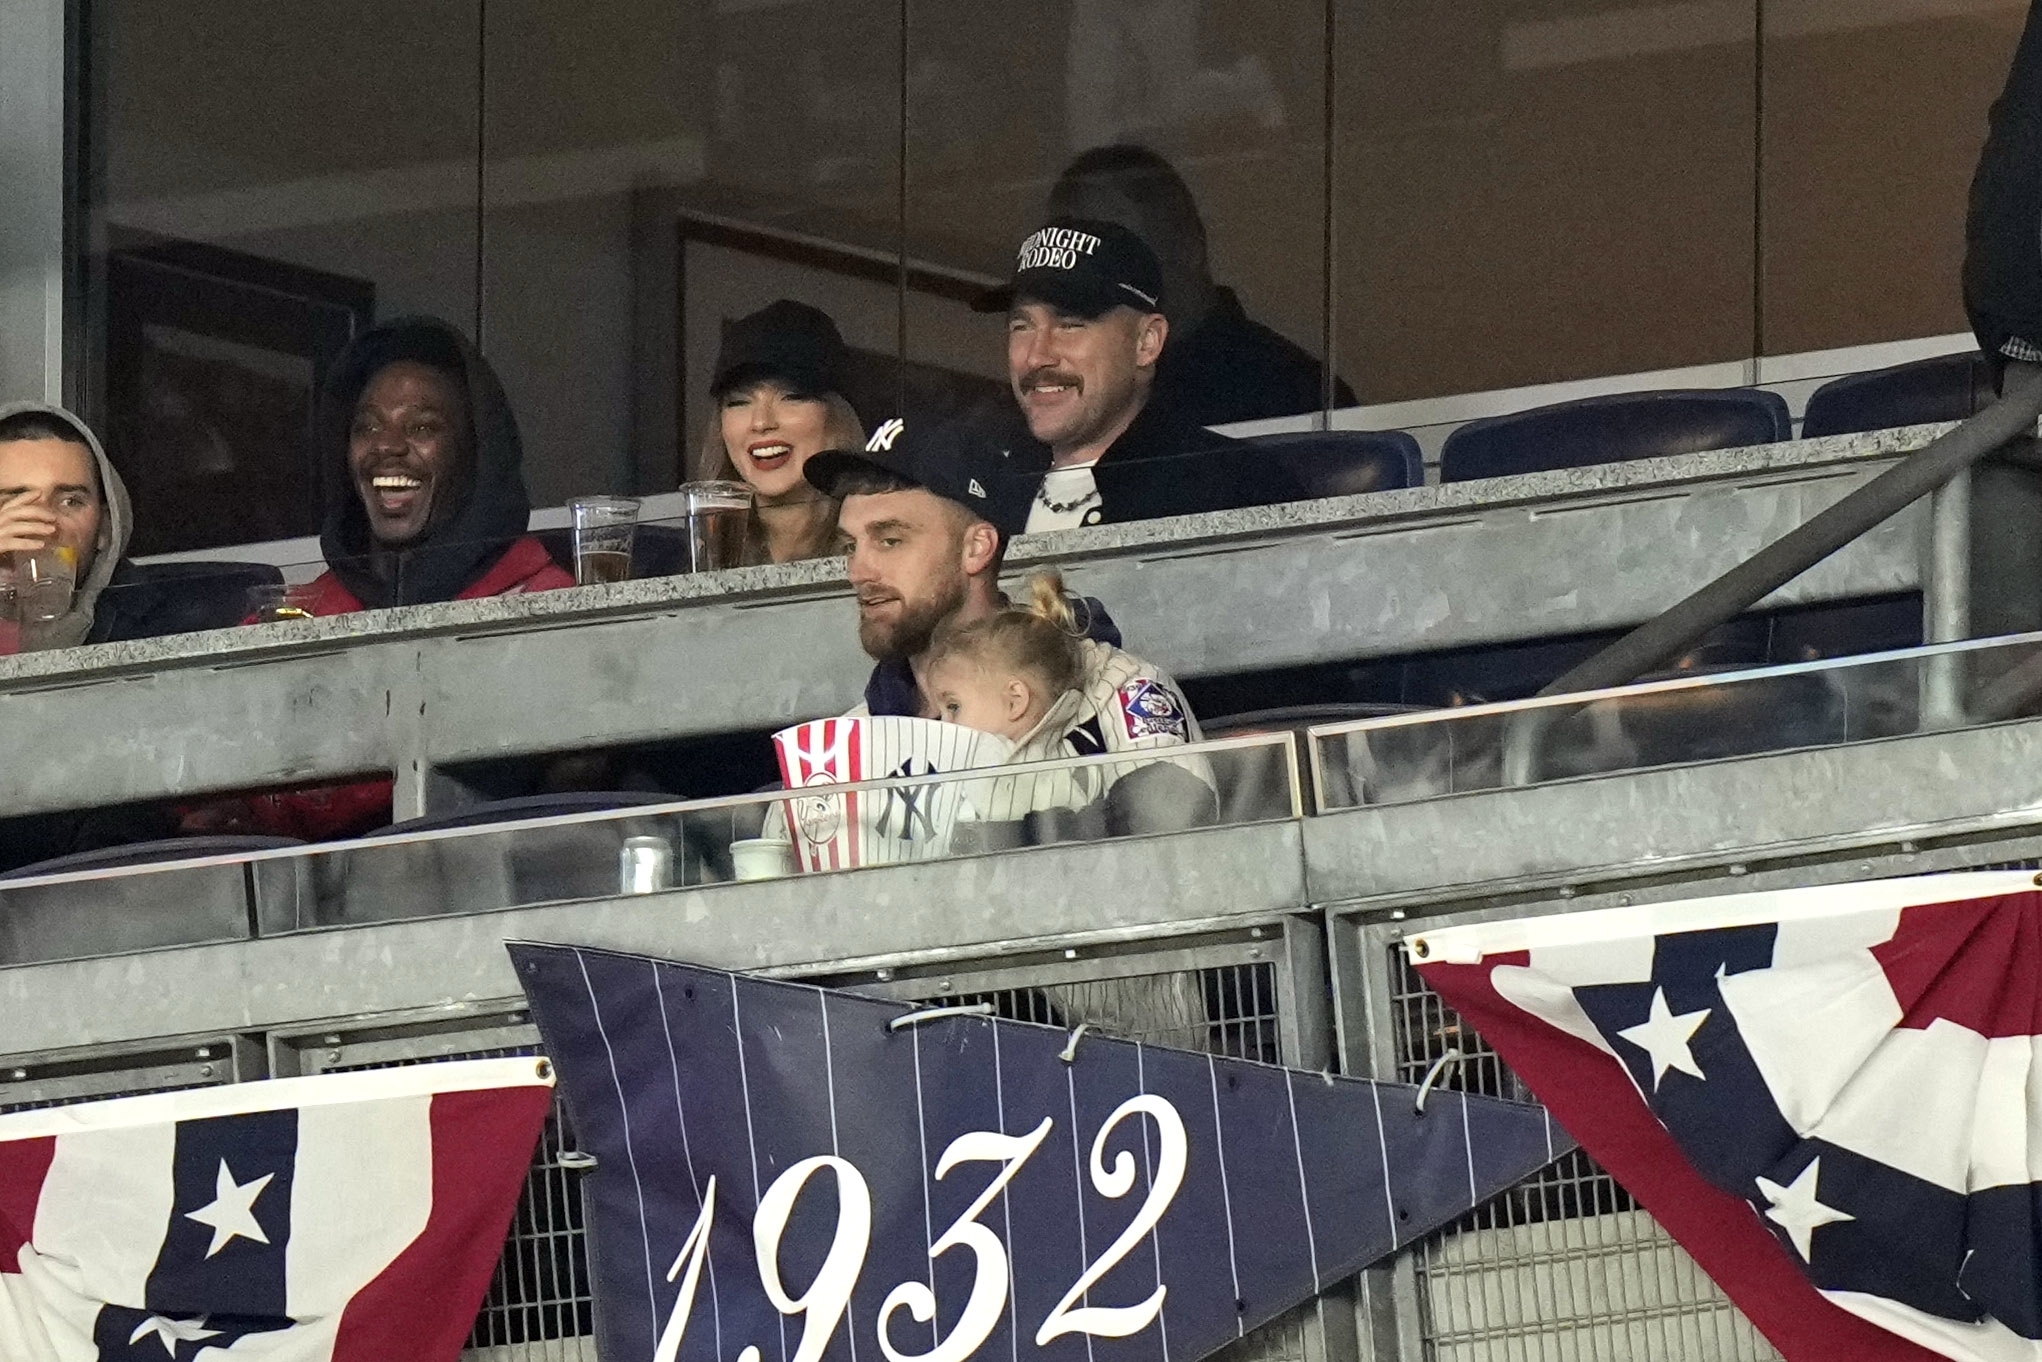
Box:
(246, 582, 316, 623)
(680, 480, 753, 573)
(15, 545, 76, 624)
(569, 496, 640, 585)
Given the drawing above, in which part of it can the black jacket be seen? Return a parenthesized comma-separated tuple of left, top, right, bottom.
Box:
(1966, 0, 2042, 383)
(982, 396, 1303, 537)
(1156, 287, 1357, 427)
(318, 316, 539, 608)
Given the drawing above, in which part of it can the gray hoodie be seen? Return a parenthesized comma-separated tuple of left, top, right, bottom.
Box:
(0, 401, 133, 651)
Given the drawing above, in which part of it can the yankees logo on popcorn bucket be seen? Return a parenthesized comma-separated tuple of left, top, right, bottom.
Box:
(772, 716, 1013, 871)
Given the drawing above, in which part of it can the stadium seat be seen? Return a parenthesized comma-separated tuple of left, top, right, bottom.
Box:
(1439, 389, 1791, 483)
(1238, 430, 1423, 500)
(0, 834, 308, 963)
(104, 559, 285, 635)
(1800, 352, 1994, 438)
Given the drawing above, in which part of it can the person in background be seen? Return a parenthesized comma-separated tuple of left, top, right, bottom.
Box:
(295, 316, 571, 614)
(1049, 144, 1356, 427)
(0, 403, 260, 655)
(189, 316, 572, 840)
(805, 415, 1214, 837)
(700, 300, 863, 564)
(1966, 0, 2042, 391)
(0, 405, 126, 656)
(975, 217, 1302, 535)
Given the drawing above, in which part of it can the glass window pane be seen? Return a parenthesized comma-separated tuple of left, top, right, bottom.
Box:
(83, 0, 481, 555)
(482, 0, 901, 507)
(1759, 1, 2027, 355)
(905, 0, 1334, 432)
(1335, 0, 1759, 402)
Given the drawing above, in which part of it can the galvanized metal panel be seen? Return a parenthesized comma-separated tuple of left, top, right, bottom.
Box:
(1303, 717, 2042, 909)
(0, 441, 1929, 819)
(0, 819, 1306, 1056)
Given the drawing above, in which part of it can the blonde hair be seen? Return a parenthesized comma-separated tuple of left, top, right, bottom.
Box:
(697, 386, 864, 563)
(928, 570, 1085, 698)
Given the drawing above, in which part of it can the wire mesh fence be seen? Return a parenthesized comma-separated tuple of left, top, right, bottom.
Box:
(1385, 946, 1780, 1362)
(308, 1043, 597, 1362)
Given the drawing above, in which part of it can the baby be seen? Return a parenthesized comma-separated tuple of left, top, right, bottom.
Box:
(923, 570, 1084, 746)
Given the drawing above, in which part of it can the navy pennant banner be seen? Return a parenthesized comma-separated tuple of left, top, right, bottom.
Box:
(509, 942, 1570, 1362)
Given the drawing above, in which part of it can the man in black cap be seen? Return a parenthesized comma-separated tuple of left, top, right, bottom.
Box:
(1049, 144, 1356, 427)
(805, 418, 1213, 842)
(977, 217, 1300, 535)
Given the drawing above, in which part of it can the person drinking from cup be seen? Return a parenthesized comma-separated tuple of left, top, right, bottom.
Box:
(0, 403, 295, 659)
(803, 415, 1215, 837)
(700, 300, 864, 564)
(0, 404, 121, 655)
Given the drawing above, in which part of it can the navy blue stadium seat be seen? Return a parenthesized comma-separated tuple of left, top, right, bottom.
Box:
(1440, 389, 1791, 484)
(1240, 430, 1423, 500)
(96, 559, 285, 639)
(1800, 352, 1994, 438)
(0, 834, 309, 964)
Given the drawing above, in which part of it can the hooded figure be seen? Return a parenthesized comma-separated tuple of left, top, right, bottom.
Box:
(0, 402, 132, 653)
(298, 315, 569, 613)
(0, 402, 130, 653)
(195, 318, 570, 843)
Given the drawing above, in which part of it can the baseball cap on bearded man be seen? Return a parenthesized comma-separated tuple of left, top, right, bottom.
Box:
(972, 217, 1165, 319)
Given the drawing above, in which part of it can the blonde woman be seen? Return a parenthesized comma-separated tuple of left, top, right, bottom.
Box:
(700, 300, 865, 564)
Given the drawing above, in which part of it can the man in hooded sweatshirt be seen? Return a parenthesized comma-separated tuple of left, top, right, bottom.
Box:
(0, 402, 282, 658)
(199, 317, 572, 840)
(295, 315, 571, 614)
(0, 404, 126, 656)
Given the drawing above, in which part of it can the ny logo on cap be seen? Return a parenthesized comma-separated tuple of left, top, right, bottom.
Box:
(868, 418, 905, 453)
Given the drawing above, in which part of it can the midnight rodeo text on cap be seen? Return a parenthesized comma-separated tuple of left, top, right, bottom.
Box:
(1014, 226, 1102, 272)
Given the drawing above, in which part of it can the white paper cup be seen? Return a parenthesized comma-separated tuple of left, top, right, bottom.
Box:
(729, 837, 797, 882)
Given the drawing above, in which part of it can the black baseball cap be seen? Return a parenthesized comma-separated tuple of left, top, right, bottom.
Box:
(710, 300, 849, 398)
(805, 415, 1003, 520)
(972, 217, 1164, 318)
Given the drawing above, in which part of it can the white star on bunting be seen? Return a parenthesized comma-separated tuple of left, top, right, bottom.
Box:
(184, 1159, 275, 1258)
(128, 1314, 221, 1357)
(1616, 987, 1711, 1089)
(1756, 1157, 1855, 1262)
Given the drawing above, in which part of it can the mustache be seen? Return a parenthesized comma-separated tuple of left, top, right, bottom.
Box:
(1020, 367, 1082, 392)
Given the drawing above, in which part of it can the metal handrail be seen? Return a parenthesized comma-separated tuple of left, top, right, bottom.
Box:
(1537, 364, 2042, 700)
(1497, 366, 2042, 784)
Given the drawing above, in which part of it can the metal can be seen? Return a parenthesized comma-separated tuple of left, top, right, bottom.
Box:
(619, 836, 674, 895)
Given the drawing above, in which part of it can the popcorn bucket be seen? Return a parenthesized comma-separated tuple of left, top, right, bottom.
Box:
(772, 717, 1012, 871)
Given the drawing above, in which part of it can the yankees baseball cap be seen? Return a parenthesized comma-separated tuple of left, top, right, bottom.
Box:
(805, 414, 1004, 518)
(710, 299, 850, 399)
(972, 217, 1164, 318)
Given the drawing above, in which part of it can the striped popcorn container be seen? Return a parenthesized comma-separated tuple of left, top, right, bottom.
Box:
(772, 717, 1012, 871)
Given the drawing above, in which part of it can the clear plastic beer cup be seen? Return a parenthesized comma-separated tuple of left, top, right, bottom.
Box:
(679, 481, 753, 573)
(569, 496, 641, 586)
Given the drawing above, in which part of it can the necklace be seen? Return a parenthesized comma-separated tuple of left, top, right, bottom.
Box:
(1035, 473, 1101, 516)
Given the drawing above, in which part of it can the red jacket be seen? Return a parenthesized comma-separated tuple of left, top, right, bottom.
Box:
(245, 536, 574, 840)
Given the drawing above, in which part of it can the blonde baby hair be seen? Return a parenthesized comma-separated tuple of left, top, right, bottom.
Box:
(929, 569, 1085, 698)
